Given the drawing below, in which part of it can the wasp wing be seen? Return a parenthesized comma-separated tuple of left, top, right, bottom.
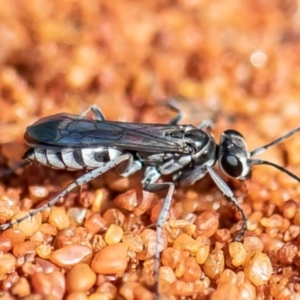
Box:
(25, 113, 191, 153)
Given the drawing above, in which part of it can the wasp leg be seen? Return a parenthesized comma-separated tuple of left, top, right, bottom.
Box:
(79, 104, 106, 121)
(175, 165, 207, 186)
(141, 166, 175, 294)
(206, 166, 247, 241)
(198, 119, 215, 130)
(165, 98, 184, 125)
(0, 153, 135, 231)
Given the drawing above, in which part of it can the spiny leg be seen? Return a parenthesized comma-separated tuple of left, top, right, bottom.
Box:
(165, 98, 184, 125)
(206, 166, 247, 241)
(79, 104, 106, 121)
(198, 119, 215, 131)
(142, 166, 175, 293)
(0, 160, 30, 178)
(0, 154, 134, 231)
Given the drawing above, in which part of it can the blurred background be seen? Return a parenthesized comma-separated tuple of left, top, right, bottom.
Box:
(1, 0, 300, 144)
(1, 0, 300, 298)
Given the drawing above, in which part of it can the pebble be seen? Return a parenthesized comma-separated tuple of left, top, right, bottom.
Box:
(169, 280, 195, 297)
(104, 224, 124, 244)
(96, 281, 117, 299)
(113, 189, 138, 211)
(39, 223, 58, 236)
(11, 276, 31, 298)
(161, 247, 183, 269)
(196, 245, 210, 264)
(136, 229, 157, 260)
(12, 211, 42, 236)
(119, 282, 153, 300)
(211, 282, 240, 300)
(84, 213, 107, 234)
(194, 211, 219, 238)
(91, 243, 128, 275)
(28, 185, 49, 203)
(36, 244, 52, 259)
(13, 241, 40, 257)
(48, 207, 70, 230)
(102, 208, 125, 226)
(0, 236, 12, 252)
(35, 258, 59, 274)
(122, 231, 143, 253)
(229, 242, 247, 267)
(67, 208, 87, 226)
(1, 228, 25, 247)
(133, 190, 154, 216)
(50, 245, 92, 267)
(0, 252, 16, 277)
(66, 292, 88, 300)
(66, 263, 96, 293)
(182, 257, 202, 282)
(31, 270, 66, 298)
(243, 236, 264, 253)
(91, 188, 109, 213)
(244, 252, 272, 286)
(173, 233, 200, 254)
(203, 249, 225, 279)
(159, 266, 177, 285)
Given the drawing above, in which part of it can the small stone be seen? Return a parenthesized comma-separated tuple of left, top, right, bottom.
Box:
(113, 189, 138, 211)
(173, 233, 200, 254)
(30, 270, 66, 299)
(243, 236, 264, 253)
(244, 252, 272, 286)
(48, 207, 70, 230)
(1, 228, 25, 247)
(211, 282, 239, 300)
(104, 224, 124, 244)
(91, 243, 128, 276)
(194, 211, 219, 238)
(50, 245, 92, 267)
(203, 249, 225, 279)
(0, 236, 12, 252)
(169, 280, 195, 297)
(84, 213, 107, 234)
(182, 258, 202, 282)
(196, 245, 210, 265)
(66, 263, 96, 293)
(122, 231, 143, 253)
(161, 247, 183, 269)
(11, 276, 31, 298)
(13, 241, 40, 257)
(12, 211, 42, 236)
(36, 244, 52, 259)
(0, 252, 16, 277)
(66, 292, 88, 300)
(229, 242, 247, 267)
(67, 208, 87, 226)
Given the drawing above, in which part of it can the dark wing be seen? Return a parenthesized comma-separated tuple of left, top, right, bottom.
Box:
(25, 113, 191, 153)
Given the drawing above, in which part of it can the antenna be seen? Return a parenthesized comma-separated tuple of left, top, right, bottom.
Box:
(248, 126, 300, 182)
(250, 126, 300, 156)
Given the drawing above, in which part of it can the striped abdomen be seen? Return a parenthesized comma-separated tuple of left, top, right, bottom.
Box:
(23, 147, 122, 170)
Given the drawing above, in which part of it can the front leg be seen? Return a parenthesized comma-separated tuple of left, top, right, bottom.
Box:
(174, 165, 208, 186)
(206, 166, 247, 241)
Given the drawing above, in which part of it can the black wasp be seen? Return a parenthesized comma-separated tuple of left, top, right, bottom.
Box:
(1, 100, 300, 285)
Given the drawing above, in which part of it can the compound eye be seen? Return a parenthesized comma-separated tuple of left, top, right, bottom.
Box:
(220, 154, 243, 178)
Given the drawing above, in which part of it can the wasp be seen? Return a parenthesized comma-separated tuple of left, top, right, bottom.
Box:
(1, 101, 300, 290)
